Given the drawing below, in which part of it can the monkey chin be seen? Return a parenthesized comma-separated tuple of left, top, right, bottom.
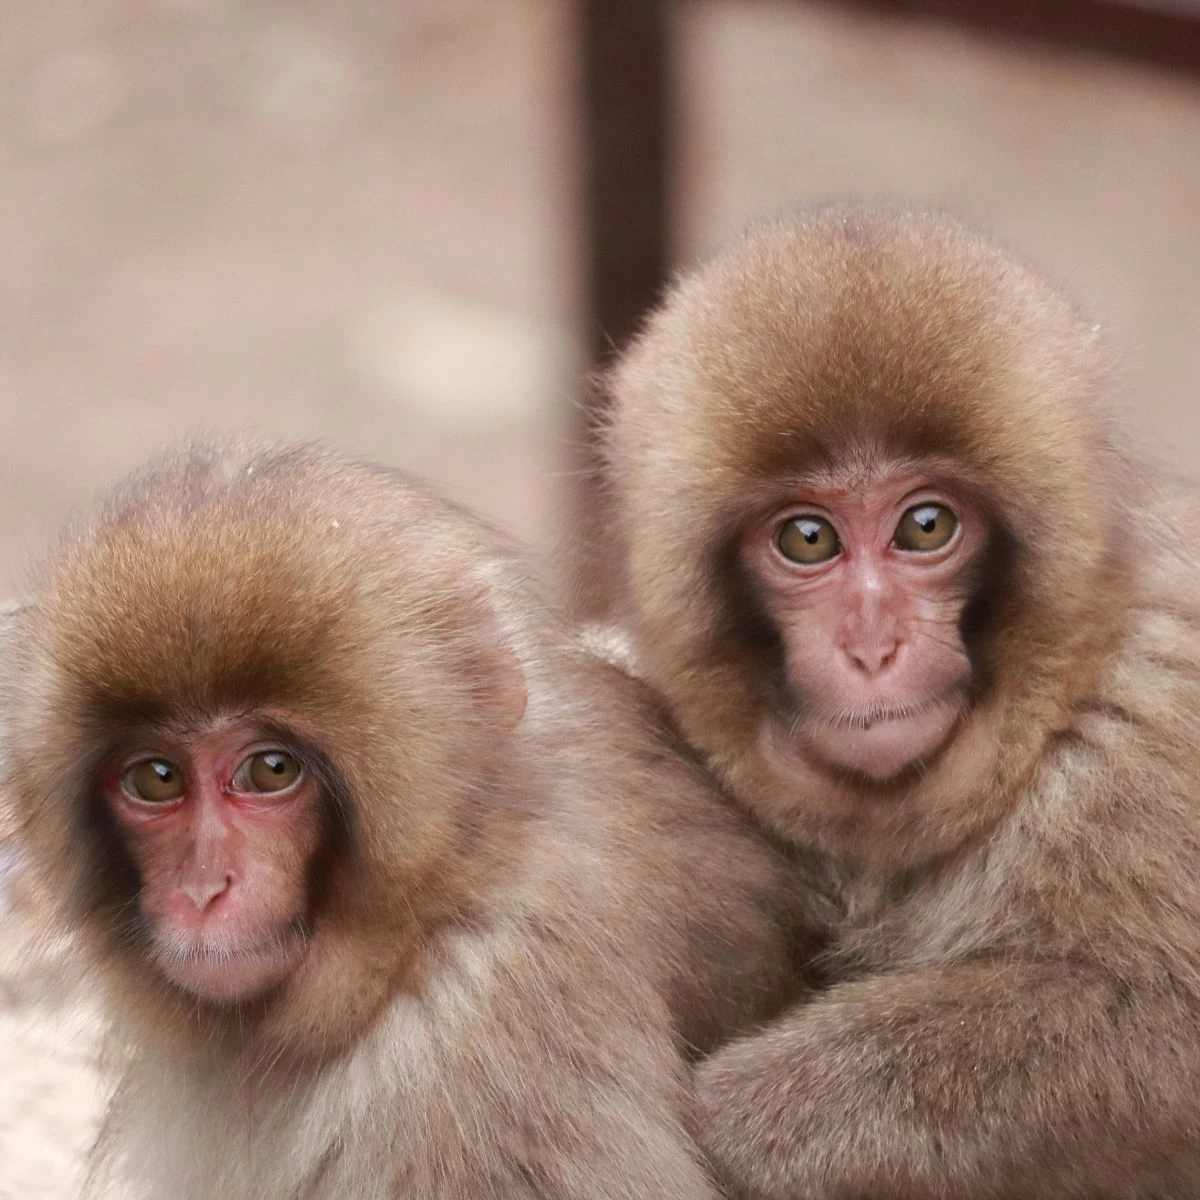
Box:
(151, 930, 307, 1004)
(800, 701, 962, 784)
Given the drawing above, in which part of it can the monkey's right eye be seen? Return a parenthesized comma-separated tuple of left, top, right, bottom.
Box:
(123, 759, 186, 804)
(234, 750, 303, 794)
(776, 516, 841, 564)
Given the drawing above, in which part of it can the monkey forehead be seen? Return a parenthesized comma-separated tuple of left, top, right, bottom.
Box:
(607, 205, 1117, 575)
(613, 207, 1104, 486)
(31, 440, 511, 718)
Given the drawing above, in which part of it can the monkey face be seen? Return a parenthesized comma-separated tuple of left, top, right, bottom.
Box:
(4, 441, 538, 1040)
(740, 466, 984, 782)
(606, 208, 1118, 819)
(99, 717, 321, 1003)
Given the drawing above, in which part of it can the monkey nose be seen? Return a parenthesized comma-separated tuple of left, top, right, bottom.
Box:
(179, 871, 233, 911)
(844, 638, 900, 677)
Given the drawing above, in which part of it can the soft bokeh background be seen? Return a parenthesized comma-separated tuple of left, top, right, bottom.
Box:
(2, 2, 1199, 1194)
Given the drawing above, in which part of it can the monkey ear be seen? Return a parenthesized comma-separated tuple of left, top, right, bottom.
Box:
(474, 640, 528, 732)
(461, 567, 530, 732)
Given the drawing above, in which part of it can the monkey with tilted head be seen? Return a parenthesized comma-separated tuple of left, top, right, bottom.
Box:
(2, 440, 810, 1200)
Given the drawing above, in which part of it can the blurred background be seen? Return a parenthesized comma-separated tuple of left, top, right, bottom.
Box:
(2, 1, 1199, 1195)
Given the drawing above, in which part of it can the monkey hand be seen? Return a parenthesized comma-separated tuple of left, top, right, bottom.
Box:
(694, 962, 1194, 1200)
(694, 1007, 835, 1200)
(693, 981, 987, 1200)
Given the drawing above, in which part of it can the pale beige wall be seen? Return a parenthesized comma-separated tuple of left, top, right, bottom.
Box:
(2, 4, 1199, 1196)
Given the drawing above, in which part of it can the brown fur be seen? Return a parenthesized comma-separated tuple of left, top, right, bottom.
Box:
(602, 205, 1200, 1197)
(2, 440, 804, 1199)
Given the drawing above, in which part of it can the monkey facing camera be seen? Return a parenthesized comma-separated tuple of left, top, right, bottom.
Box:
(1, 441, 804, 1199)
(604, 204, 1200, 1198)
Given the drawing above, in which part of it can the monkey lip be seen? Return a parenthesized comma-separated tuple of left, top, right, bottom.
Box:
(151, 926, 307, 1003)
(797, 693, 965, 783)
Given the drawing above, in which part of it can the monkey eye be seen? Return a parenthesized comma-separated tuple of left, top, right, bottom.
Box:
(776, 515, 841, 564)
(124, 759, 186, 804)
(233, 750, 303, 794)
(893, 503, 958, 553)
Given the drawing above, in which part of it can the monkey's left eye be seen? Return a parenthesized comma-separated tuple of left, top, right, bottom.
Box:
(894, 503, 958, 552)
(776, 516, 841, 564)
(233, 751, 303, 794)
(124, 759, 186, 804)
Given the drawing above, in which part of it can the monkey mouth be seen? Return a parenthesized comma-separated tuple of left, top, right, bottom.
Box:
(830, 698, 946, 730)
(794, 690, 967, 782)
(151, 924, 307, 1003)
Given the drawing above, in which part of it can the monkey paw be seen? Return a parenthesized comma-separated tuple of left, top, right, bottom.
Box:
(694, 1036, 824, 1200)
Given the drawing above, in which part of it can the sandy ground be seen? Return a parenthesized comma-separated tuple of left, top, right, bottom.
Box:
(2, 1, 1200, 1195)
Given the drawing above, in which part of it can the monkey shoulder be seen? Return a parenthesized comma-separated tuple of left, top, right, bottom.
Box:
(880, 718, 1200, 982)
(555, 649, 827, 1043)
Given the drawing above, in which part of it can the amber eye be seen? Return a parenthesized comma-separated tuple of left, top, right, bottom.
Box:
(124, 759, 185, 804)
(776, 515, 841, 564)
(234, 750, 303, 794)
(894, 503, 958, 552)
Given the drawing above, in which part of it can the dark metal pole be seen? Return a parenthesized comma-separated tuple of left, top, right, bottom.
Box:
(571, 0, 672, 618)
(830, 0, 1200, 75)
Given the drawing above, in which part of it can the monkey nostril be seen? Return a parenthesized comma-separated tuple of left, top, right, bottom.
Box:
(847, 641, 900, 677)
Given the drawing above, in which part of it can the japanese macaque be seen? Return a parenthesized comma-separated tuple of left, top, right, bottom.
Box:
(602, 205, 1200, 1198)
(1, 441, 806, 1200)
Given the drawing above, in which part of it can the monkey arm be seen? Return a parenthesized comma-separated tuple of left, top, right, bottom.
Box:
(694, 959, 1200, 1200)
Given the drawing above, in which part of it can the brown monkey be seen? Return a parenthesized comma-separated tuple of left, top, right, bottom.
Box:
(1, 441, 803, 1200)
(602, 205, 1200, 1198)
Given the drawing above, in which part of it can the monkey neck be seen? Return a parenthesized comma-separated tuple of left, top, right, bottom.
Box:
(720, 713, 1003, 884)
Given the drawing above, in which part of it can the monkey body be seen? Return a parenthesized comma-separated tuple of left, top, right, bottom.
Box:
(603, 207, 1200, 1198)
(4, 442, 800, 1200)
(705, 620, 1200, 1198)
(101, 879, 698, 1199)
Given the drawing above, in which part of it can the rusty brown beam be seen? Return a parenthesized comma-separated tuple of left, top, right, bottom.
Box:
(569, 0, 1200, 613)
(570, 0, 672, 617)
(577, 0, 672, 367)
(827, 0, 1200, 75)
